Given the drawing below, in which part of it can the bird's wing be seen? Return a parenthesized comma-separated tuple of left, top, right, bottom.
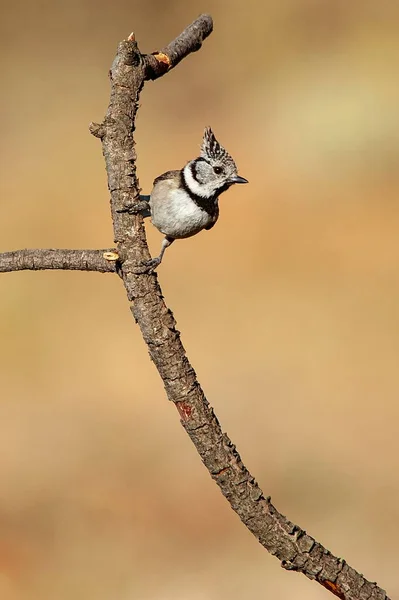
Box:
(153, 170, 181, 187)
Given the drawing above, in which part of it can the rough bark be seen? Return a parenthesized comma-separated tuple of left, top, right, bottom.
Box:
(0, 248, 117, 273)
(90, 14, 389, 600)
(0, 14, 390, 600)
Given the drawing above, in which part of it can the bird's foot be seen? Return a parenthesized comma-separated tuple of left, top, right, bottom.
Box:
(143, 256, 162, 273)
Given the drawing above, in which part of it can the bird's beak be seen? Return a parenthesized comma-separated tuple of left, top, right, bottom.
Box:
(229, 175, 249, 184)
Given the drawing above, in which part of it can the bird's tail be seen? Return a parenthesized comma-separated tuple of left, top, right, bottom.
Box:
(138, 195, 151, 218)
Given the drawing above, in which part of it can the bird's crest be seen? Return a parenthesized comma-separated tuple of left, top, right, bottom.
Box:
(201, 127, 234, 166)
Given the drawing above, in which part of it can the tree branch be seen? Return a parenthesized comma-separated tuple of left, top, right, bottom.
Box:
(91, 14, 390, 600)
(144, 13, 213, 79)
(0, 249, 117, 273)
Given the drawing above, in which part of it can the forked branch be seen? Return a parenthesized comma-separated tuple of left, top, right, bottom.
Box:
(0, 14, 389, 600)
(90, 14, 389, 600)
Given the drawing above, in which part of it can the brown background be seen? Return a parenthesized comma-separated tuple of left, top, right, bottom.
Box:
(1, 1, 399, 599)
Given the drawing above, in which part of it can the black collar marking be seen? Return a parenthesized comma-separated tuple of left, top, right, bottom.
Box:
(181, 167, 219, 217)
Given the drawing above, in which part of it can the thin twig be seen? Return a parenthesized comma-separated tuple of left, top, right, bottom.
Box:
(92, 14, 390, 600)
(0, 249, 117, 273)
(144, 13, 213, 79)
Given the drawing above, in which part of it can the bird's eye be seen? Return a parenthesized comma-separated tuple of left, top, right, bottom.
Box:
(213, 166, 223, 175)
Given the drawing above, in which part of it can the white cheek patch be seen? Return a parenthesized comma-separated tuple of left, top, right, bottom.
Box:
(183, 164, 216, 198)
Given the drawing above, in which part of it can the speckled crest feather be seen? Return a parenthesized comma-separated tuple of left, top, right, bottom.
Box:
(201, 127, 236, 169)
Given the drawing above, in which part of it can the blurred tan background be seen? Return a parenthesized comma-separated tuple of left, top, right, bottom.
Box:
(1, 1, 399, 598)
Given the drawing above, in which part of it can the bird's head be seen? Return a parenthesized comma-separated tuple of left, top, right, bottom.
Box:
(184, 127, 248, 199)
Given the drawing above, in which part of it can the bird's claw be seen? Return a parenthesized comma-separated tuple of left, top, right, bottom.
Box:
(143, 257, 161, 273)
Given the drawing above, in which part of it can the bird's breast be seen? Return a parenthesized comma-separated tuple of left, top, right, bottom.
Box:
(150, 188, 217, 239)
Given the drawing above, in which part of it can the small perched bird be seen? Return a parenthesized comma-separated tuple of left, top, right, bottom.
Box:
(139, 127, 248, 269)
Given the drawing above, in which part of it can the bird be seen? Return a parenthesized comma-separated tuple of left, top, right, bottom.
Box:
(138, 127, 248, 270)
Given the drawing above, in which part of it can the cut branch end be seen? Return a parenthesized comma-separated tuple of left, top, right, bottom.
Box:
(103, 251, 119, 261)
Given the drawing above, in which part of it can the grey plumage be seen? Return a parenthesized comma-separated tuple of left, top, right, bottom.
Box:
(140, 127, 248, 270)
